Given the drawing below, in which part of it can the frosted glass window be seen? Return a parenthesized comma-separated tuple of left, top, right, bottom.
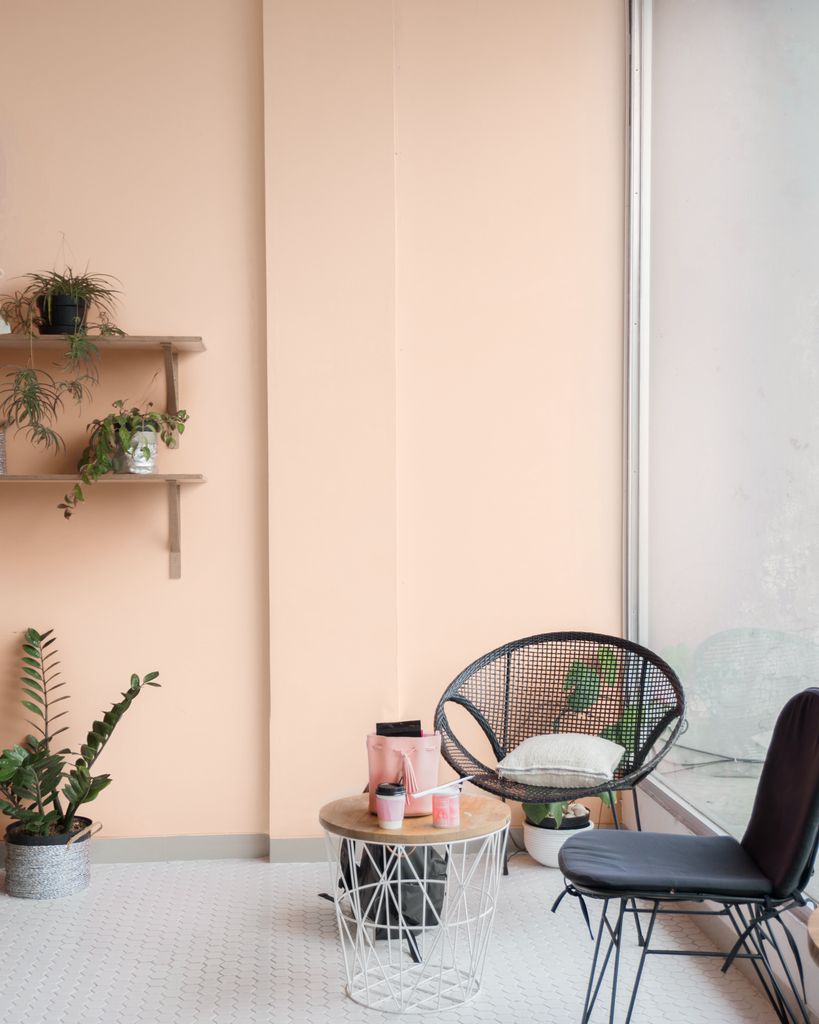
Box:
(645, 0, 819, 844)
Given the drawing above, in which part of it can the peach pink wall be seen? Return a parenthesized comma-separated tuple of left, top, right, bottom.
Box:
(265, 1, 626, 837)
(0, 1, 270, 837)
(0, 1, 624, 843)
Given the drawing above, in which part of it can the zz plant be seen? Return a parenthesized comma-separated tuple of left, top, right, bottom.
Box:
(0, 628, 160, 836)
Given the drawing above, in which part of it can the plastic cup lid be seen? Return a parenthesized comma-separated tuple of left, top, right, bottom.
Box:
(376, 783, 406, 797)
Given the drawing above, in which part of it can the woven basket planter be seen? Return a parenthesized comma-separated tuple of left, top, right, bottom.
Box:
(4, 818, 99, 899)
(523, 819, 594, 867)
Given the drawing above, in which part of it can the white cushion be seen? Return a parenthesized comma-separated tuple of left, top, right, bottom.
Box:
(496, 732, 625, 788)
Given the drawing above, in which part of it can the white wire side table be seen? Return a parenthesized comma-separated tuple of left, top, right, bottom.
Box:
(319, 793, 510, 1015)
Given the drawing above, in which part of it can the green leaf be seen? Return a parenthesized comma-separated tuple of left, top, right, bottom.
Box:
(20, 676, 43, 691)
(93, 720, 110, 737)
(599, 646, 617, 687)
(145, 682, 161, 687)
(21, 701, 43, 717)
(143, 671, 159, 682)
(130, 674, 139, 689)
(84, 777, 112, 801)
(600, 723, 622, 745)
(563, 661, 601, 713)
(80, 745, 96, 761)
(523, 801, 567, 828)
(22, 688, 43, 703)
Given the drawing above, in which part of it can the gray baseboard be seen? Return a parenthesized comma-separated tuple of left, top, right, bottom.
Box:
(269, 836, 326, 863)
(1, 830, 521, 866)
(1, 833, 270, 865)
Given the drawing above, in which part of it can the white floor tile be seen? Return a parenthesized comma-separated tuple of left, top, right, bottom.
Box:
(0, 854, 785, 1024)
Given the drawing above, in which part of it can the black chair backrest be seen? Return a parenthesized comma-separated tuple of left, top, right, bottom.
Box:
(438, 632, 684, 783)
(742, 687, 819, 898)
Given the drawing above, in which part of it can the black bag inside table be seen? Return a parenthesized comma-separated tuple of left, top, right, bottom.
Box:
(339, 841, 448, 962)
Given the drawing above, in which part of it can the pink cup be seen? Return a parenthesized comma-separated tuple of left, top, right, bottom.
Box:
(375, 783, 406, 829)
(432, 788, 460, 828)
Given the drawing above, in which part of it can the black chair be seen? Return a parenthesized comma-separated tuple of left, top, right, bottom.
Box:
(435, 632, 686, 829)
(557, 687, 819, 1024)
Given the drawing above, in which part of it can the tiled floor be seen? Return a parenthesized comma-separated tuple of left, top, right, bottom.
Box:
(0, 845, 779, 1024)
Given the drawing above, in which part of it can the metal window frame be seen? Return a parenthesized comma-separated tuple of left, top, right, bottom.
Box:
(623, 0, 652, 644)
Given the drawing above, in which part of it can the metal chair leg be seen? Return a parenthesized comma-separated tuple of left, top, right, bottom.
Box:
(581, 898, 616, 1024)
(632, 786, 643, 831)
(609, 790, 621, 830)
(623, 902, 659, 1024)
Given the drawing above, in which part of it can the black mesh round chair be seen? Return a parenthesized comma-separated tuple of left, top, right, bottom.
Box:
(434, 631, 686, 828)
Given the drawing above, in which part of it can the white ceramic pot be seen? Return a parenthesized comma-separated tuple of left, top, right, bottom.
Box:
(113, 427, 159, 474)
(523, 819, 594, 867)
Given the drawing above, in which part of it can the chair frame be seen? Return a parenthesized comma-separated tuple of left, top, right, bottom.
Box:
(435, 631, 686, 828)
(556, 685, 819, 1024)
(563, 884, 811, 1024)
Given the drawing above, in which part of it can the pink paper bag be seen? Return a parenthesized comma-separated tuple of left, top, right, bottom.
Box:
(367, 732, 441, 816)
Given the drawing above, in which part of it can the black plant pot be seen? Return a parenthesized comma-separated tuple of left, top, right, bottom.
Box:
(526, 806, 591, 830)
(37, 295, 88, 335)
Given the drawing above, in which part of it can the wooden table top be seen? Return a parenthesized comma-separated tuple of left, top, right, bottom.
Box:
(319, 793, 510, 845)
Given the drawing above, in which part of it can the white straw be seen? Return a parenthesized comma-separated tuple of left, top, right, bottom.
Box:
(411, 776, 474, 800)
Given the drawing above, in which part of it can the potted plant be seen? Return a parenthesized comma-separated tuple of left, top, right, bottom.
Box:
(521, 799, 597, 867)
(0, 627, 161, 898)
(0, 266, 124, 473)
(0, 268, 122, 337)
(58, 401, 189, 518)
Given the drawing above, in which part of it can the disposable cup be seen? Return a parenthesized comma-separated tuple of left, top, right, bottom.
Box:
(375, 783, 406, 829)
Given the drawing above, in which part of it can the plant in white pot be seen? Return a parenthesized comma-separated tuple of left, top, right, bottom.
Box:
(521, 799, 600, 867)
(58, 400, 189, 518)
(0, 627, 161, 898)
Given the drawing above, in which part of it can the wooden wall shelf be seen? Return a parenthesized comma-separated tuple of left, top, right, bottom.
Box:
(0, 335, 205, 414)
(0, 335, 206, 352)
(0, 475, 207, 579)
(0, 336, 206, 578)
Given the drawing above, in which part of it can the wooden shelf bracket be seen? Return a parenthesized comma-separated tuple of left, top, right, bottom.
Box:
(161, 343, 180, 415)
(168, 480, 182, 579)
(0, 474, 205, 578)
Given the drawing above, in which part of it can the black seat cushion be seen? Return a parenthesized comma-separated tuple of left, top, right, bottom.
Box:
(558, 830, 774, 899)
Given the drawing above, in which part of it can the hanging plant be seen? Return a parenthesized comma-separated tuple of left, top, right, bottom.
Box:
(0, 266, 125, 459)
(59, 401, 189, 518)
